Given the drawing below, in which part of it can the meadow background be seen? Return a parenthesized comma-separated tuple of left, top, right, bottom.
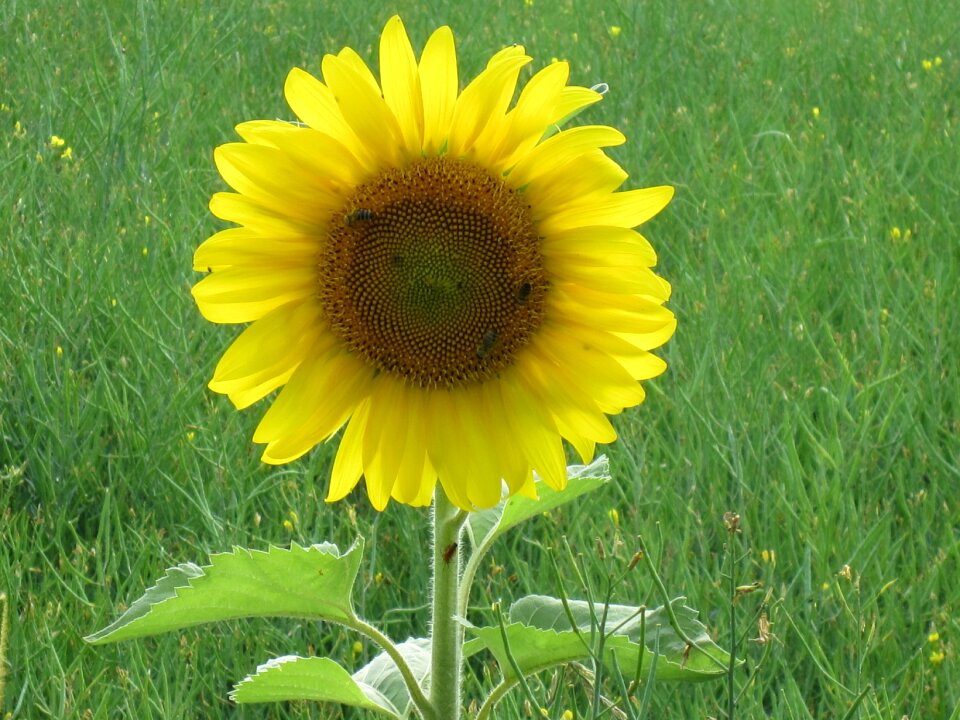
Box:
(1, 0, 957, 717)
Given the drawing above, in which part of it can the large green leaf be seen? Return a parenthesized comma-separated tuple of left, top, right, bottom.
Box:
(230, 656, 398, 716)
(465, 594, 729, 683)
(86, 540, 363, 644)
(465, 457, 610, 551)
(231, 638, 431, 717)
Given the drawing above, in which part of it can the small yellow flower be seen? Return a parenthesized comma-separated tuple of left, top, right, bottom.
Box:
(56, 345, 64, 359)
(821, 581, 830, 591)
(352, 640, 363, 657)
(928, 632, 940, 643)
(935, 56, 943, 67)
(142, 246, 149, 257)
(374, 572, 384, 585)
(288, 509, 299, 525)
(562, 711, 574, 720)
(608, 508, 619, 527)
(14, 120, 26, 138)
(761, 549, 776, 564)
(61, 147, 73, 160)
(889, 226, 901, 240)
(50, 135, 66, 147)
(922, 59, 933, 71)
(111, 298, 118, 307)
(524, 0, 534, 5)
(186, 430, 196, 442)
(143, 214, 152, 225)
(812, 106, 820, 119)
(929, 650, 945, 665)
(609, 26, 622, 38)
(282, 519, 294, 532)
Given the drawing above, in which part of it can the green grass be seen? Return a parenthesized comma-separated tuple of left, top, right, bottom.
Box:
(1, 0, 957, 717)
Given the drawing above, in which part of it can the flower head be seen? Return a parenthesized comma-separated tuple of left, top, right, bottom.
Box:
(193, 17, 675, 510)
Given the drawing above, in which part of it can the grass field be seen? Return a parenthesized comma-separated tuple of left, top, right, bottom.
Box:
(2, 0, 958, 717)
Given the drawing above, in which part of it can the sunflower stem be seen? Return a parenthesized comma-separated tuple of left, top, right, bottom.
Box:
(430, 487, 467, 720)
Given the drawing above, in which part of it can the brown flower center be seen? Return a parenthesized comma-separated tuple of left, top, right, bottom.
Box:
(320, 157, 546, 389)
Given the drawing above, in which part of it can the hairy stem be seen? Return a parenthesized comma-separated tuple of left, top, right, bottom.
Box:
(430, 487, 467, 719)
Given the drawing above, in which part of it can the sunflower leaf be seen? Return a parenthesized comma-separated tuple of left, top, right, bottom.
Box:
(85, 540, 363, 644)
(463, 594, 729, 683)
(230, 655, 398, 716)
(351, 638, 432, 717)
(465, 457, 610, 552)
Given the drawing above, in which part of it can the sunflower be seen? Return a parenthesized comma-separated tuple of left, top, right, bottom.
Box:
(192, 16, 675, 511)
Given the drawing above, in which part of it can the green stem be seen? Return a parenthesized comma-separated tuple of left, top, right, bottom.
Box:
(430, 487, 467, 720)
(726, 539, 737, 720)
(475, 680, 515, 720)
(0, 592, 7, 709)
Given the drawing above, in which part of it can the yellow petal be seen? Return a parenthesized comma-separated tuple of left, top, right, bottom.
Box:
(498, 371, 567, 491)
(541, 225, 657, 268)
(551, 85, 603, 127)
(475, 61, 569, 169)
(391, 387, 435, 505)
(379, 16, 423, 156)
(539, 185, 674, 233)
(208, 192, 324, 236)
(547, 285, 675, 337)
(214, 143, 338, 221)
(547, 261, 670, 296)
(194, 227, 319, 273)
(446, 52, 532, 158)
(191, 266, 316, 324)
(361, 379, 409, 510)
(284, 68, 371, 169)
(226, 367, 297, 411)
(479, 380, 531, 496)
(457, 384, 510, 509)
(418, 25, 458, 154)
(525, 151, 628, 211)
(209, 300, 324, 405)
(232, 122, 368, 191)
(327, 398, 370, 503)
(535, 322, 647, 410)
(254, 349, 373, 450)
(517, 351, 617, 453)
(427, 391, 479, 510)
(508, 125, 624, 189)
(321, 53, 404, 169)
